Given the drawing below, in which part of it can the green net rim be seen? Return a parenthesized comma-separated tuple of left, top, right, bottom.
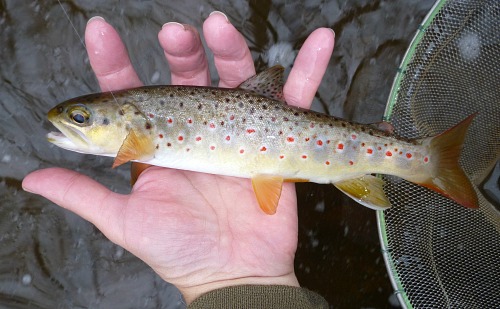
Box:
(376, 0, 447, 308)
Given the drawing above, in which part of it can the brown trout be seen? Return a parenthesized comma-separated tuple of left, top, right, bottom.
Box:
(47, 66, 478, 214)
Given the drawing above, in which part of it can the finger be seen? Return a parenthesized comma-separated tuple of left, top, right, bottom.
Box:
(22, 168, 126, 244)
(284, 28, 335, 109)
(158, 22, 210, 86)
(203, 11, 255, 87)
(85, 16, 143, 91)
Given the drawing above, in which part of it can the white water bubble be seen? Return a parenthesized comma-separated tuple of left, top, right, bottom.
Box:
(263, 42, 296, 68)
(457, 32, 481, 62)
(21, 274, 32, 285)
(150, 71, 160, 83)
(1, 154, 11, 163)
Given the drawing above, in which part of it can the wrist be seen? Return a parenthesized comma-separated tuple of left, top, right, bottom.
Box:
(179, 273, 300, 304)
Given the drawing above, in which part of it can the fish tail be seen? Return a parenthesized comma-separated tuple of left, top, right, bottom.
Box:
(411, 114, 479, 208)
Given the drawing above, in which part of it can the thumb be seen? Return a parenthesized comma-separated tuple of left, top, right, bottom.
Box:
(23, 167, 126, 243)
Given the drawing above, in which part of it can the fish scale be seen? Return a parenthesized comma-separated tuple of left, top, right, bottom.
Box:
(126, 86, 427, 184)
(47, 65, 478, 214)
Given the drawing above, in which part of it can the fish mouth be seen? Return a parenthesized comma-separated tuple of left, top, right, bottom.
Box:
(47, 123, 93, 154)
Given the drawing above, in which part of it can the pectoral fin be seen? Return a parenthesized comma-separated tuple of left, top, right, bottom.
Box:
(251, 175, 284, 215)
(113, 129, 155, 168)
(334, 175, 391, 210)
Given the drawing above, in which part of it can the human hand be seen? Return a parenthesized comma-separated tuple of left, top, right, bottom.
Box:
(23, 12, 334, 304)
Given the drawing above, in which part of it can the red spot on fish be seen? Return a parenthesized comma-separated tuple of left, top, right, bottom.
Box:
(406, 153, 412, 159)
(229, 115, 235, 121)
(316, 140, 323, 146)
(210, 145, 216, 151)
(195, 136, 202, 142)
(302, 155, 308, 159)
(167, 118, 173, 124)
(325, 161, 330, 165)
(367, 148, 373, 154)
(178, 136, 184, 142)
(305, 137, 310, 142)
(225, 135, 231, 141)
(247, 129, 255, 134)
(327, 140, 331, 144)
(159, 134, 163, 139)
(187, 118, 193, 124)
(271, 117, 276, 122)
(399, 151, 403, 155)
(287, 136, 295, 143)
(361, 143, 365, 147)
(349, 160, 354, 165)
(338, 143, 344, 150)
(310, 123, 315, 128)
(351, 134, 357, 140)
(239, 149, 245, 154)
(209, 123, 215, 129)
(279, 155, 285, 159)
(386, 151, 392, 157)
(148, 113, 154, 118)
(377, 146, 382, 151)
(260, 146, 267, 152)
(424, 156, 429, 163)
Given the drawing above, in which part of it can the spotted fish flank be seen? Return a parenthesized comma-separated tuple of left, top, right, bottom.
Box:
(47, 66, 479, 214)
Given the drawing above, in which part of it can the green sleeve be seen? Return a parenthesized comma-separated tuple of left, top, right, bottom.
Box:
(188, 285, 329, 309)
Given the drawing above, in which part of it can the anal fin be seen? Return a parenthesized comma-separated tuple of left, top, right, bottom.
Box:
(251, 175, 284, 215)
(334, 175, 391, 210)
(113, 129, 155, 168)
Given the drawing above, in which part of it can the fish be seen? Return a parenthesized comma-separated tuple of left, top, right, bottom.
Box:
(47, 66, 479, 214)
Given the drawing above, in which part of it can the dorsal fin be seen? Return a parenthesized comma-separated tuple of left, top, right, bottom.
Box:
(238, 65, 285, 102)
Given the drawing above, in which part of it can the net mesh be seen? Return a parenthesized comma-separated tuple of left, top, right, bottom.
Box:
(377, 0, 500, 308)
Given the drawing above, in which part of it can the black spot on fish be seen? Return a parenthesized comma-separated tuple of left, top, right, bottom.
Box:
(249, 100, 254, 104)
(249, 108, 255, 114)
(134, 111, 141, 115)
(145, 122, 152, 130)
(220, 121, 225, 126)
(262, 104, 267, 110)
(265, 127, 269, 133)
(361, 127, 366, 132)
(225, 98, 230, 103)
(214, 103, 219, 108)
(236, 95, 241, 99)
(303, 111, 309, 115)
(102, 118, 109, 125)
(242, 118, 246, 123)
(294, 112, 299, 116)
(179, 102, 184, 108)
(259, 116, 263, 120)
(283, 117, 289, 121)
(369, 130, 374, 136)
(341, 122, 347, 128)
(244, 94, 250, 98)
(103, 99, 109, 103)
(238, 102, 244, 108)
(57, 106, 64, 113)
(203, 121, 207, 125)
(190, 91, 195, 95)
(197, 103, 202, 110)
(156, 144, 159, 149)
(211, 91, 216, 95)
(274, 105, 280, 110)
(169, 93, 174, 98)
(160, 100, 165, 106)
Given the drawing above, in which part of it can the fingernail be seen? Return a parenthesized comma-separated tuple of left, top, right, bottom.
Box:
(329, 28, 336, 38)
(209, 11, 229, 22)
(87, 16, 105, 25)
(162, 21, 186, 30)
(22, 185, 34, 194)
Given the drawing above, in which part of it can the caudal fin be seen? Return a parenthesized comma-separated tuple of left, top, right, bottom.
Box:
(417, 114, 479, 208)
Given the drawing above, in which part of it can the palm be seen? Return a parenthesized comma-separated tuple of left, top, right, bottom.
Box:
(122, 168, 297, 288)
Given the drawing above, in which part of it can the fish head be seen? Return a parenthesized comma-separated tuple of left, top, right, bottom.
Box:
(47, 97, 134, 156)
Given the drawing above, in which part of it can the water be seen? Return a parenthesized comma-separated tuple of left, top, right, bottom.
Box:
(0, 0, 435, 308)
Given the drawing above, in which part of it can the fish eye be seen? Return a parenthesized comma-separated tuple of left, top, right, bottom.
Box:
(69, 107, 90, 125)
